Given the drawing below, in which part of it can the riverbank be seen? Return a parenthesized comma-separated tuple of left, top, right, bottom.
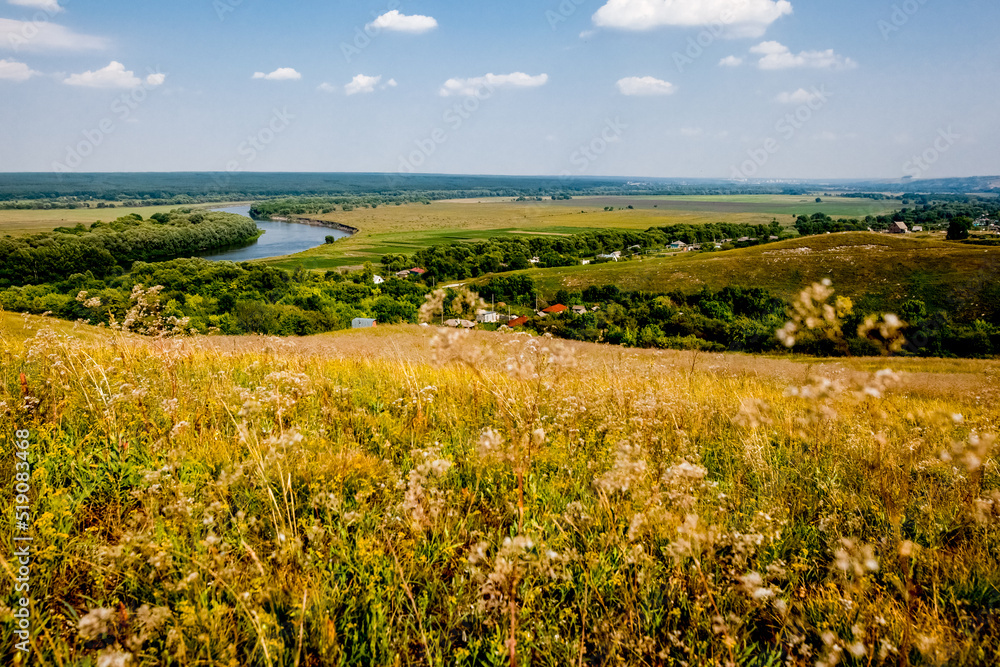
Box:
(261, 215, 360, 236)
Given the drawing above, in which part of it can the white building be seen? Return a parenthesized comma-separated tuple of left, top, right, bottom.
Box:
(373, 275, 384, 285)
(476, 311, 501, 324)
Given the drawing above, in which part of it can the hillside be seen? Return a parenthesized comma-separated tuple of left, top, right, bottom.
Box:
(511, 232, 1000, 315)
(3, 321, 998, 664)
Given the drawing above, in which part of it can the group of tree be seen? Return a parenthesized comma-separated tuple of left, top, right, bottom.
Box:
(477, 277, 1000, 358)
(0, 211, 260, 287)
(0, 258, 429, 337)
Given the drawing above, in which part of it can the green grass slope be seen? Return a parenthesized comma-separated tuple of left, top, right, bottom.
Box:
(508, 232, 1000, 314)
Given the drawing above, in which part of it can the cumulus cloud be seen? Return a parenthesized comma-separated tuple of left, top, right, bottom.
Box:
(616, 75, 676, 96)
(8, 0, 63, 12)
(776, 88, 821, 104)
(0, 18, 106, 51)
(252, 67, 301, 81)
(593, 0, 793, 38)
(719, 55, 744, 67)
(0, 58, 38, 81)
(345, 73, 381, 95)
(64, 61, 165, 89)
(439, 72, 548, 97)
(751, 41, 857, 70)
(317, 82, 337, 93)
(367, 10, 438, 34)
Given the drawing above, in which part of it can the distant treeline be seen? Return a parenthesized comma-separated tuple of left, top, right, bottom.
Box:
(0, 211, 260, 287)
(401, 222, 789, 282)
(0, 172, 827, 206)
(794, 201, 1000, 235)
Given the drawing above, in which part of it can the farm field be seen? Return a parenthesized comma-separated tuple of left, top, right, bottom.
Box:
(0, 202, 249, 235)
(3, 316, 998, 664)
(504, 232, 1000, 313)
(263, 195, 896, 271)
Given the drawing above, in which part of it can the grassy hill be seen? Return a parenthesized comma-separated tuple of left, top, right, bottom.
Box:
(507, 232, 1000, 315)
(3, 322, 998, 664)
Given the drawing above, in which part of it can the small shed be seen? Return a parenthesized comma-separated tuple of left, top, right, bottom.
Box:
(352, 318, 377, 329)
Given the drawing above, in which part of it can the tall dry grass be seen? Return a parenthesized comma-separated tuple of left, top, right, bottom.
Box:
(0, 316, 997, 666)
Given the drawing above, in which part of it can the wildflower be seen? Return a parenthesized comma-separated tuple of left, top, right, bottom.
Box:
(97, 650, 133, 667)
(79, 607, 114, 640)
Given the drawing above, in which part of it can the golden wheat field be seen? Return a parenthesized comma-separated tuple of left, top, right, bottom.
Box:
(1, 312, 998, 666)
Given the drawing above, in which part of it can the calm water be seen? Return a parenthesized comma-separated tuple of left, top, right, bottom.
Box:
(200, 206, 349, 262)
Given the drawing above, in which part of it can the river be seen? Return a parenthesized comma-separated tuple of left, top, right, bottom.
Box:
(200, 206, 350, 262)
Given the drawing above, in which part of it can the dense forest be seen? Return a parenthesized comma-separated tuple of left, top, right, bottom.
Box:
(0, 211, 260, 287)
(0, 173, 829, 208)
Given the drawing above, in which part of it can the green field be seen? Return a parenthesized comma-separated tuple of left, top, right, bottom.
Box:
(263, 195, 900, 271)
(493, 231, 999, 312)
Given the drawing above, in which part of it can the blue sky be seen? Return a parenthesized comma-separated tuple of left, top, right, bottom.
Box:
(1, 0, 997, 179)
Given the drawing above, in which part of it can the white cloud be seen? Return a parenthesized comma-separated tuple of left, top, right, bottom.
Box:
(0, 18, 106, 51)
(751, 41, 857, 70)
(680, 127, 703, 137)
(366, 10, 438, 34)
(776, 88, 821, 104)
(8, 0, 63, 13)
(317, 82, 337, 93)
(345, 73, 381, 95)
(252, 67, 301, 81)
(64, 61, 165, 89)
(0, 58, 38, 81)
(616, 75, 676, 96)
(440, 72, 548, 97)
(719, 55, 744, 67)
(593, 0, 792, 38)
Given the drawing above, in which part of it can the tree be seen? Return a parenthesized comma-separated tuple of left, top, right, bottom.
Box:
(947, 216, 973, 240)
(325, 235, 336, 244)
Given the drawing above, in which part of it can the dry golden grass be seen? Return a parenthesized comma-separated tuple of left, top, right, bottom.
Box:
(1, 318, 997, 666)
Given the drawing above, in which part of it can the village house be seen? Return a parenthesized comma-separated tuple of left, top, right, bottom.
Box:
(395, 270, 411, 279)
(476, 310, 500, 324)
(889, 221, 908, 234)
(669, 241, 688, 251)
(352, 318, 377, 329)
(596, 251, 621, 261)
(373, 275, 384, 285)
(444, 319, 461, 328)
(911, 226, 923, 232)
(508, 316, 529, 328)
(542, 304, 569, 315)
(572, 305, 588, 315)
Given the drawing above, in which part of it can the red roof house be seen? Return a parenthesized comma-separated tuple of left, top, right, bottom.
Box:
(541, 304, 568, 314)
(410, 267, 427, 275)
(508, 316, 529, 328)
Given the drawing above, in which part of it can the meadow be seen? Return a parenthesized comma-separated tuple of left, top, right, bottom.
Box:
(263, 196, 898, 271)
(1, 310, 997, 666)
